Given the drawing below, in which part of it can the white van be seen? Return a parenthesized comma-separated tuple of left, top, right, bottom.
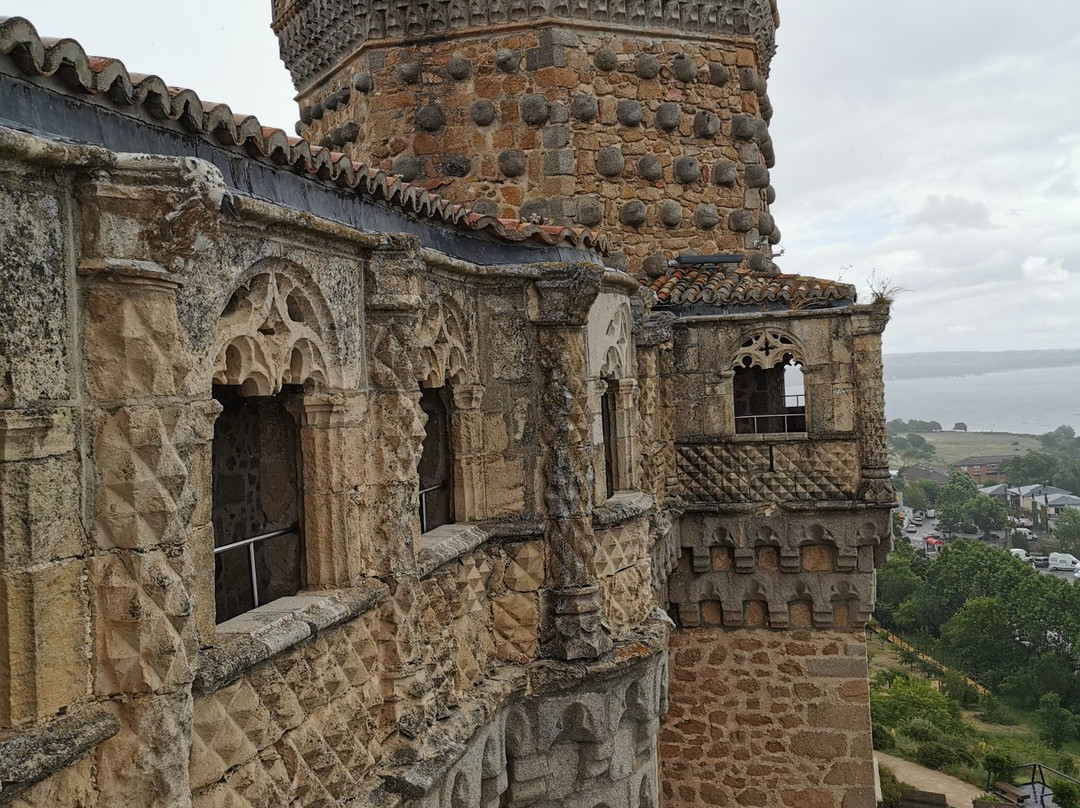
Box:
(1049, 552, 1079, 571)
(1009, 548, 1032, 563)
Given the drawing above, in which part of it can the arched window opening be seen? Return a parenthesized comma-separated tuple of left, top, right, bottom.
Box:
(419, 386, 454, 532)
(732, 332, 807, 435)
(601, 384, 618, 499)
(211, 384, 303, 623)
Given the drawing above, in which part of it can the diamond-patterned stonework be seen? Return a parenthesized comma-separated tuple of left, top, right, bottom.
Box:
(675, 441, 858, 503)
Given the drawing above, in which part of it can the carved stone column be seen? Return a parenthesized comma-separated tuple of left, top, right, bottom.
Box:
(450, 383, 485, 521)
(529, 262, 612, 660)
(852, 305, 894, 505)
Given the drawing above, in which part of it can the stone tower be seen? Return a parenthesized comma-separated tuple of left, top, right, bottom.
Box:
(274, 0, 782, 276)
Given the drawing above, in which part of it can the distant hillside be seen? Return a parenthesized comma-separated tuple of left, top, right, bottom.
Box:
(883, 350, 1080, 380)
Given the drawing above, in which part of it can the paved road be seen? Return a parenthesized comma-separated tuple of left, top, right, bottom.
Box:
(876, 751, 986, 808)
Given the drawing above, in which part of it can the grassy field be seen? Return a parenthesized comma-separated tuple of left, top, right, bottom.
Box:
(894, 431, 1043, 466)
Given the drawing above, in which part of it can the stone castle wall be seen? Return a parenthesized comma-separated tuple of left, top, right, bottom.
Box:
(296, 26, 779, 276)
(662, 628, 874, 808)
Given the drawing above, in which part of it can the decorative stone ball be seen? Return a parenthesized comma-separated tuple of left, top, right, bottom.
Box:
(672, 54, 696, 83)
(398, 59, 421, 84)
(440, 155, 471, 177)
(520, 95, 551, 126)
(655, 103, 680, 132)
(617, 99, 643, 127)
(642, 252, 667, 278)
(769, 225, 782, 244)
(744, 164, 770, 188)
(606, 252, 630, 272)
(739, 67, 760, 92)
(673, 156, 701, 185)
(571, 94, 598, 122)
(596, 147, 625, 177)
(498, 150, 527, 177)
(728, 209, 754, 232)
(309, 103, 325, 120)
(659, 201, 683, 228)
(520, 199, 551, 222)
(299, 107, 315, 125)
(448, 55, 472, 80)
(323, 93, 340, 112)
(393, 156, 423, 182)
(594, 48, 618, 71)
(694, 204, 719, 230)
(577, 197, 603, 226)
(495, 49, 521, 73)
(353, 72, 375, 93)
(334, 86, 352, 106)
(637, 154, 663, 182)
(747, 251, 775, 273)
(693, 110, 721, 139)
(635, 53, 660, 80)
(711, 159, 737, 186)
(765, 185, 777, 204)
(416, 104, 446, 132)
(471, 100, 497, 126)
(708, 62, 729, 86)
(758, 211, 775, 236)
(294, 121, 304, 136)
(471, 199, 498, 216)
(339, 122, 360, 142)
(619, 200, 647, 227)
(731, 114, 756, 140)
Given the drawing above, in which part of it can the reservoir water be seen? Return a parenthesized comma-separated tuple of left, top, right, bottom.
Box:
(884, 365, 1080, 435)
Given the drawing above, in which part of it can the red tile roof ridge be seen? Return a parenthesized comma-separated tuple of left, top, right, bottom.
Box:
(0, 16, 607, 254)
(642, 264, 856, 309)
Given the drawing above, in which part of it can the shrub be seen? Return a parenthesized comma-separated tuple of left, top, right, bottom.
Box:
(872, 723, 896, 751)
(900, 717, 942, 743)
(979, 693, 1015, 725)
(915, 741, 958, 770)
(1061, 756, 1078, 777)
(983, 749, 1016, 782)
(1051, 778, 1080, 808)
(879, 764, 903, 808)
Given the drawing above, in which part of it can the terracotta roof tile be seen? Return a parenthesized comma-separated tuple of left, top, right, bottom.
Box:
(643, 265, 855, 310)
(0, 16, 606, 253)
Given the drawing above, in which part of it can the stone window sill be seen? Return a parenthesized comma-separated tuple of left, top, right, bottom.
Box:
(0, 708, 118, 799)
(727, 432, 809, 443)
(417, 523, 488, 578)
(194, 578, 388, 695)
(593, 490, 655, 528)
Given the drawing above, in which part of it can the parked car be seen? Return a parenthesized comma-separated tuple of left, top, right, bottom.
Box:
(905, 524, 918, 534)
(1032, 555, 1050, 568)
(913, 518, 923, 526)
(1049, 552, 1080, 571)
(988, 532, 1001, 541)
(926, 509, 937, 519)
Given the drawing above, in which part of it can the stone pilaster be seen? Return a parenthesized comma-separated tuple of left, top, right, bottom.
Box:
(529, 262, 612, 660)
(852, 304, 893, 505)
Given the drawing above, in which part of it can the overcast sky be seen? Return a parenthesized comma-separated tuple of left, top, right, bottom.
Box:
(6, 2, 1079, 355)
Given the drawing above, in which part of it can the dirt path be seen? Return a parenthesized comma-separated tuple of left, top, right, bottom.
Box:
(876, 751, 987, 808)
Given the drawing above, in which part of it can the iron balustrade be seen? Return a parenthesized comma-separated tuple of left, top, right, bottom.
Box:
(213, 525, 298, 610)
(419, 481, 448, 534)
(734, 394, 806, 435)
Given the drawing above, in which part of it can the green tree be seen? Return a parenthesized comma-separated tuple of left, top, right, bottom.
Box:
(1055, 509, 1080, 554)
(1051, 779, 1080, 808)
(937, 472, 979, 534)
(954, 422, 968, 432)
(941, 597, 1023, 681)
(963, 494, 1010, 539)
(1037, 692, 1076, 750)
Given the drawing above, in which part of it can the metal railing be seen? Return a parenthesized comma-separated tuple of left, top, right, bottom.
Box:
(419, 481, 448, 534)
(735, 396, 807, 435)
(214, 524, 297, 609)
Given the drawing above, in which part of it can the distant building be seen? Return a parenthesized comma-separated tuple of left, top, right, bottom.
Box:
(952, 454, 1014, 484)
(902, 463, 951, 486)
(1012, 484, 1071, 512)
(979, 483, 1009, 501)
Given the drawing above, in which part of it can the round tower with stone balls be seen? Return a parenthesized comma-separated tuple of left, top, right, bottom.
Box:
(272, 0, 780, 276)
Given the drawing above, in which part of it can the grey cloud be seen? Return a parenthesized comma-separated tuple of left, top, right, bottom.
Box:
(902, 194, 998, 233)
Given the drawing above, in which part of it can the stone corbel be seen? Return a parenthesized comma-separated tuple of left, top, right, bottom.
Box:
(367, 234, 424, 313)
(527, 263, 604, 327)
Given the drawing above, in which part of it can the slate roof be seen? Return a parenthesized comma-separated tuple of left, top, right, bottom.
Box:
(952, 455, 1016, 466)
(643, 266, 856, 310)
(0, 16, 605, 253)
